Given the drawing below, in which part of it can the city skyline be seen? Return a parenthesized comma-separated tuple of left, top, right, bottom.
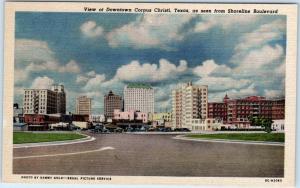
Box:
(14, 13, 286, 113)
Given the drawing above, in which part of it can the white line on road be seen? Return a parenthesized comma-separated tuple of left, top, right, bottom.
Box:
(14, 147, 115, 159)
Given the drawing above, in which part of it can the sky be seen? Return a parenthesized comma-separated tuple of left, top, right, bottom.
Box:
(14, 12, 286, 114)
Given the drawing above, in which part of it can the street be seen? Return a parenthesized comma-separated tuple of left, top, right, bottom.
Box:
(13, 133, 284, 177)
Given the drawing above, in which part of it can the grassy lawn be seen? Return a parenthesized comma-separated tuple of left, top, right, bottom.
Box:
(186, 133, 285, 142)
(13, 132, 86, 144)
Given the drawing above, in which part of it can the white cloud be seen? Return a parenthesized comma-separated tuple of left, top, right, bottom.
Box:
(15, 39, 81, 84)
(31, 76, 54, 89)
(14, 86, 25, 96)
(193, 59, 232, 77)
(235, 19, 285, 51)
(76, 75, 89, 83)
(233, 44, 284, 76)
(275, 62, 285, 76)
(14, 69, 29, 84)
(83, 74, 106, 91)
(87, 71, 96, 77)
(264, 89, 284, 98)
(194, 15, 258, 33)
(15, 39, 54, 67)
(196, 77, 251, 92)
(80, 21, 104, 38)
(228, 84, 258, 99)
(113, 59, 188, 82)
(58, 60, 80, 73)
(24, 59, 81, 74)
(106, 14, 195, 50)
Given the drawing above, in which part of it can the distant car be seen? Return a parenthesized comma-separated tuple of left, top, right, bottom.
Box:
(173, 128, 191, 132)
(114, 127, 123, 133)
(126, 127, 134, 132)
(182, 128, 191, 132)
(148, 128, 156, 132)
(102, 128, 110, 133)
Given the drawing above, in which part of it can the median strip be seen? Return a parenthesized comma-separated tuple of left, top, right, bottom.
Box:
(173, 134, 285, 146)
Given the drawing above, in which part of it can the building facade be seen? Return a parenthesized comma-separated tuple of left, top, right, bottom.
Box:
(271, 99, 285, 120)
(124, 83, 154, 114)
(191, 118, 223, 131)
(271, 119, 285, 131)
(104, 90, 122, 119)
(89, 114, 106, 123)
(76, 96, 92, 115)
(51, 85, 66, 114)
(227, 96, 273, 127)
(172, 82, 208, 129)
(208, 95, 285, 128)
(23, 84, 66, 115)
(113, 109, 148, 123)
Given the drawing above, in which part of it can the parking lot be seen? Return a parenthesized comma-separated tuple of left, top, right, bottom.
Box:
(13, 133, 284, 177)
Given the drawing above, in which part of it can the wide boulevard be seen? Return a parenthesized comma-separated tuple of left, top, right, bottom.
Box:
(13, 133, 284, 177)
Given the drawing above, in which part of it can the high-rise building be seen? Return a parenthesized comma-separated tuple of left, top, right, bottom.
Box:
(124, 83, 154, 114)
(172, 82, 208, 129)
(51, 85, 66, 114)
(76, 96, 92, 115)
(23, 84, 66, 114)
(104, 90, 122, 119)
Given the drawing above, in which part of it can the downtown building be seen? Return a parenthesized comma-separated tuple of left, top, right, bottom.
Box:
(104, 90, 122, 119)
(23, 85, 66, 115)
(172, 82, 208, 129)
(124, 83, 154, 114)
(208, 95, 285, 128)
(76, 96, 92, 115)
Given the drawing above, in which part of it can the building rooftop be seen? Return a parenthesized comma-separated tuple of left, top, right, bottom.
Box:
(127, 83, 152, 89)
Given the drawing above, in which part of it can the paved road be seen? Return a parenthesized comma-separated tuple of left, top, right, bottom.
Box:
(13, 133, 284, 177)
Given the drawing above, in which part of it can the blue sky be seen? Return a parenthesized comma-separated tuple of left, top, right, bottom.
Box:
(14, 12, 286, 113)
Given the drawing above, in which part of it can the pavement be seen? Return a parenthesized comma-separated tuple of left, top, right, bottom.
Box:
(13, 133, 284, 177)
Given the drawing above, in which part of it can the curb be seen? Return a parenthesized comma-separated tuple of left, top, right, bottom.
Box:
(13, 133, 95, 148)
(173, 135, 285, 146)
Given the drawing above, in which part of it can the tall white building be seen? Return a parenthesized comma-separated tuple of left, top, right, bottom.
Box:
(124, 83, 154, 114)
(172, 82, 208, 129)
(76, 96, 92, 115)
(23, 84, 66, 115)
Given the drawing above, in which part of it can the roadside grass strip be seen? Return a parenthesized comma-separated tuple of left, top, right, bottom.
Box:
(186, 133, 284, 143)
(13, 132, 86, 144)
(14, 147, 115, 159)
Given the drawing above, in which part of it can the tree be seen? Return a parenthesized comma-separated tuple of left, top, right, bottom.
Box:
(249, 116, 273, 133)
(261, 118, 273, 133)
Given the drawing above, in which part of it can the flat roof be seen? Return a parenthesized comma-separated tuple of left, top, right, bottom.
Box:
(127, 83, 152, 89)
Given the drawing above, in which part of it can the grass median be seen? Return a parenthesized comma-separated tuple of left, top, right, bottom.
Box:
(186, 133, 284, 142)
(13, 132, 86, 144)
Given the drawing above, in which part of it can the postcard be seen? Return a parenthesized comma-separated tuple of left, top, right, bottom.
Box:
(2, 2, 297, 187)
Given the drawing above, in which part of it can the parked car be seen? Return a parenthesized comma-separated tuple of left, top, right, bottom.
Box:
(114, 127, 123, 133)
(126, 127, 134, 132)
(173, 128, 191, 132)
